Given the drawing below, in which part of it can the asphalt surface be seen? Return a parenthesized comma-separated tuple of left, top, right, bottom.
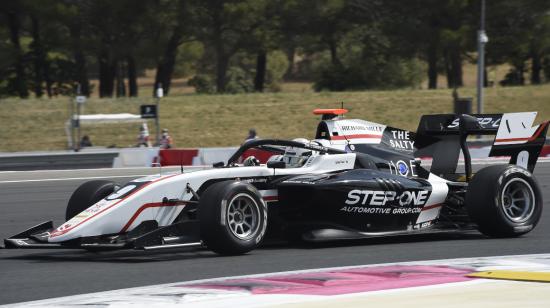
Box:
(1, 163, 550, 304)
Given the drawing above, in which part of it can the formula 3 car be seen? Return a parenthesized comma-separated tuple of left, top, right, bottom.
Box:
(3, 109, 548, 255)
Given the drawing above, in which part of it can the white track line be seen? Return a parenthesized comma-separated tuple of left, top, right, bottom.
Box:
(0, 166, 196, 175)
(0, 174, 154, 184)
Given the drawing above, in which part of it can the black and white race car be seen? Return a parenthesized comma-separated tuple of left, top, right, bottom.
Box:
(3, 109, 548, 255)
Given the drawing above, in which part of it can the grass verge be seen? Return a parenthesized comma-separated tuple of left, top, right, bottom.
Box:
(0, 85, 549, 152)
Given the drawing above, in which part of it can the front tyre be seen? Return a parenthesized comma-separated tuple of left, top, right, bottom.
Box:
(465, 164, 542, 237)
(198, 181, 267, 255)
(66, 180, 118, 221)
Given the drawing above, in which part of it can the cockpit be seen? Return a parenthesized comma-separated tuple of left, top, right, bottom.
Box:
(227, 138, 344, 169)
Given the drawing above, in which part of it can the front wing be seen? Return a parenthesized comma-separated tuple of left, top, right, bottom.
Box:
(3, 220, 203, 251)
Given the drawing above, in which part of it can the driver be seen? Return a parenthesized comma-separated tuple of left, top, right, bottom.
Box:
(249, 138, 324, 168)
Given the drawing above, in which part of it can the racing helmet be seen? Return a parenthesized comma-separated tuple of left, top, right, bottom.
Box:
(282, 138, 317, 168)
(311, 139, 331, 148)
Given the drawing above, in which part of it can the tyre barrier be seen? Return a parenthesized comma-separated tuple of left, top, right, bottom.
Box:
(0, 150, 120, 171)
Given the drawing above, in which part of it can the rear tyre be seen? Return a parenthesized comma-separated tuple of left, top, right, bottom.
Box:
(465, 164, 542, 237)
(198, 180, 267, 255)
(66, 180, 118, 221)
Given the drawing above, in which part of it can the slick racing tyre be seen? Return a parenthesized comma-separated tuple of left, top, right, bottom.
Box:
(66, 180, 119, 221)
(198, 180, 268, 255)
(465, 164, 542, 237)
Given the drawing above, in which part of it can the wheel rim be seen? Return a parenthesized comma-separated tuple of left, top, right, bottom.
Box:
(226, 193, 260, 240)
(501, 178, 535, 223)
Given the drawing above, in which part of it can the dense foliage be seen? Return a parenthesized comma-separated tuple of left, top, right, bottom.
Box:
(0, 0, 549, 97)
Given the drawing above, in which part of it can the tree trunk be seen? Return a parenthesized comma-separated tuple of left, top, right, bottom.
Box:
(284, 46, 295, 79)
(483, 67, 488, 87)
(531, 52, 542, 85)
(444, 51, 454, 88)
(160, 39, 179, 96)
(154, 62, 164, 96)
(518, 63, 525, 85)
(107, 59, 117, 97)
(444, 47, 463, 88)
(98, 51, 116, 98)
(427, 42, 438, 89)
(7, 11, 28, 98)
(127, 55, 138, 97)
(328, 39, 340, 66)
(153, 31, 181, 96)
(254, 50, 267, 92)
(98, 53, 108, 97)
(216, 53, 229, 92)
(450, 48, 463, 87)
(44, 61, 53, 97)
(30, 16, 44, 98)
(116, 62, 126, 97)
(543, 57, 550, 81)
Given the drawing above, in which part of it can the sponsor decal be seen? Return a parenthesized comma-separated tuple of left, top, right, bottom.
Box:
(242, 178, 268, 184)
(340, 206, 422, 215)
(341, 125, 383, 132)
(447, 117, 501, 129)
(335, 160, 350, 165)
(389, 130, 414, 151)
(413, 221, 433, 229)
(397, 161, 408, 175)
(84, 199, 110, 214)
(388, 160, 418, 177)
(344, 189, 429, 207)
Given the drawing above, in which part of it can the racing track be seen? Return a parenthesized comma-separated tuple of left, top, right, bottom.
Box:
(1, 163, 550, 304)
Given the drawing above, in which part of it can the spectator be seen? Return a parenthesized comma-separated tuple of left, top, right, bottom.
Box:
(137, 123, 152, 147)
(160, 128, 173, 149)
(245, 128, 258, 141)
(80, 135, 92, 148)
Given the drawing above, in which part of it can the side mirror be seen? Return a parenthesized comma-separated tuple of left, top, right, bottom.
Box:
(267, 161, 285, 169)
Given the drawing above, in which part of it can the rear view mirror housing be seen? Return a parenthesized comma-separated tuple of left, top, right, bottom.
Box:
(267, 161, 285, 169)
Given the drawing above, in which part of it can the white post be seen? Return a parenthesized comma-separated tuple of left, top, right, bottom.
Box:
(155, 84, 163, 146)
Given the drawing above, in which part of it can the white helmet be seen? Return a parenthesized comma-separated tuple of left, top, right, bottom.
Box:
(282, 138, 316, 168)
(311, 139, 331, 148)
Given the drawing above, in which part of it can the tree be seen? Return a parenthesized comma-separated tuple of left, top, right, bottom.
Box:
(150, 0, 193, 96)
(194, 0, 268, 92)
(1, 0, 28, 98)
(486, 0, 550, 85)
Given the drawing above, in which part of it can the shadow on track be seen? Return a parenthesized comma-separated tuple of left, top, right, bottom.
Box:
(2, 231, 488, 263)
(272, 231, 488, 249)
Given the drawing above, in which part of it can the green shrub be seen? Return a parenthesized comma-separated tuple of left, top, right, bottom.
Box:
(225, 66, 254, 93)
(173, 42, 205, 78)
(187, 74, 215, 94)
(313, 57, 425, 91)
(265, 50, 289, 92)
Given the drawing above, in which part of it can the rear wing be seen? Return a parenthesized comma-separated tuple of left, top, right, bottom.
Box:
(415, 112, 549, 178)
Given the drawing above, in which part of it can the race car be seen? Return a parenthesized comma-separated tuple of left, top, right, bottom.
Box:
(3, 109, 548, 255)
